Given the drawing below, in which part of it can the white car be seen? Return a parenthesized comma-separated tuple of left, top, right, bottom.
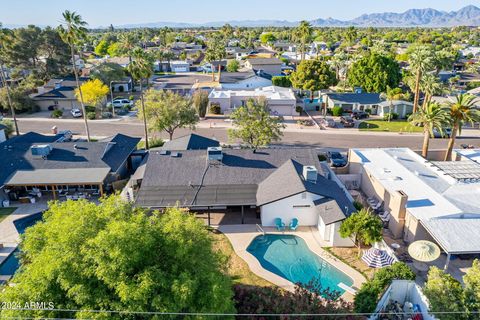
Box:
(110, 99, 133, 108)
(71, 108, 83, 118)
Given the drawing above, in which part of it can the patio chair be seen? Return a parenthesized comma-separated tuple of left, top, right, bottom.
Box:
(289, 218, 299, 231)
(274, 218, 286, 231)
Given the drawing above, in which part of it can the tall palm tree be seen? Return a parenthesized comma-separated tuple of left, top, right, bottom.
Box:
(409, 102, 449, 158)
(444, 94, 480, 161)
(127, 48, 153, 149)
(293, 21, 313, 62)
(205, 35, 226, 82)
(0, 23, 19, 136)
(408, 45, 436, 113)
(58, 10, 91, 141)
(420, 73, 442, 109)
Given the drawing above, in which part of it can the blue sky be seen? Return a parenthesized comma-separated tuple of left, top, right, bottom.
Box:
(1, 0, 479, 27)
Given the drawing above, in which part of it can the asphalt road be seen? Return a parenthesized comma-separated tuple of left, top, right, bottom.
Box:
(14, 118, 480, 151)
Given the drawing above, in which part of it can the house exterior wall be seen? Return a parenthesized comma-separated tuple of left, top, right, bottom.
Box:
(378, 103, 413, 118)
(331, 221, 355, 247)
(209, 95, 296, 116)
(220, 77, 272, 89)
(260, 192, 323, 227)
(34, 99, 81, 111)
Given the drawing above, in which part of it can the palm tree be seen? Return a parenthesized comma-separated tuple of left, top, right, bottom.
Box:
(409, 102, 449, 158)
(0, 23, 19, 136)
(127, 48, 153, 149)
(420, 73, 442, 109)
(205, 35, 226, 82)
(58, 10, 91, 141)
(381, 87, 404, 122)
(444, 94, 480, 161)
(408, 45, 436, 113)
(293, 21, 313, 62)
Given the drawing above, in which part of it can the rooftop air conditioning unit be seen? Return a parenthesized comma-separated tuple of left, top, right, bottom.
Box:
(207, 147, 223, 162)
(31, 144, 52, 157)
(303, 165, 318, 183)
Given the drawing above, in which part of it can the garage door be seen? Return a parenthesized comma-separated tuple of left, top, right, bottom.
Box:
(269, 105, 293, 116)
(173, 66, 188, 72)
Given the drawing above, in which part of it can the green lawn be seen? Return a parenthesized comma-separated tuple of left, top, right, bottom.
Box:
(359, 120, 423, 133)
(0, 207, 17, 223)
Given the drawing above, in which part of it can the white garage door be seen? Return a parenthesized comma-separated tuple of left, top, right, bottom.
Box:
(269, 104, 293, 116)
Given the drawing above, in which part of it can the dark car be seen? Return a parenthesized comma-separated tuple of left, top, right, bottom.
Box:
(432, 127, 452, 138)
(340, 116, 355, 127)
(352, 111, 369, 119)
(327, 151, 347, 167)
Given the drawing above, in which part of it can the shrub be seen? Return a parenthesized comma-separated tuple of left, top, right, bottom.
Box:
(365, 108, 372, 114)
(129, 95, 134, 101)
(295, 105, 303, 114)
(85, 105, 96, 113)
(226, 60, 239, 72)
(0, 119, 14, 136)
(383, 112, 399, 121)
(51, 109, 63, 118)
(353, 201, 364, 211)
(332, 106, 343, 116)
(87, 112, 96, 120)
(101, 112, 112, 119)
(405, 112, 412, 119)
(209, 104, 221, 115)
(272, 76, 292, 88)
(318, 154, 327, 161)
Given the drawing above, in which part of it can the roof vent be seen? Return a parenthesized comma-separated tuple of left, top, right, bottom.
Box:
(171, 152, 181, 158)
(303, 165, 318, 183)
(31, 144, 52, 158)
(159, 150, 169, 155)
(207, 147, 223, 162)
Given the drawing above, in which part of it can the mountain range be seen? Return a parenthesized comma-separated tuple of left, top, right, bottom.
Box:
(115, 5, 480, 29)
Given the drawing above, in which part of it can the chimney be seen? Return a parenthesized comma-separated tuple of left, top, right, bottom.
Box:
(302, 165, 318, 183)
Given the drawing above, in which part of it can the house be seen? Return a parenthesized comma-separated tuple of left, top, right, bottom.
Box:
(219, 70, 272, 90)
(0, 132, 140, 205)
(31, 77, 88, 111)
(245, 57, 283, 76)
(457, 72, 480, 87)
(323, 92, 383, 114)
(208, 86, 297, 116)
(377, 100, 414, 119)
(349, 148, 480, 268)
(128, 146, 355, 247)
(159, 133, 219, 151)
(111, 77, 133, 93)
(225, 47, 250, 60)
(0, 124, 7, 143)
(170, 60, 191, 73)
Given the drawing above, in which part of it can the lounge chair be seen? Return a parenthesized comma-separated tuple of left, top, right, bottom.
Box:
(274, 218, 286, 231)
(289, 218, 299, 231)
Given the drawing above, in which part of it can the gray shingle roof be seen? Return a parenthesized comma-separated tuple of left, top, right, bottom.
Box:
(313, 198, 346, 225)
(326, 93, 382, 105)
(160, 134, 219, 151)
(219, 71, 257, 84)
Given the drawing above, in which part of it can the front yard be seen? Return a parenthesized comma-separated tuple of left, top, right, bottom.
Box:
(359, 120, 423, 133)
(0, 207, 17, 223)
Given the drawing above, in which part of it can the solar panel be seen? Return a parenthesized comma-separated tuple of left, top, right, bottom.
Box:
(431, 160, 480, 182)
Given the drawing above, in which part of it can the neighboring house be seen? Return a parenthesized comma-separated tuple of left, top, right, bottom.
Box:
(219, 70, 272, 89)
(111, 77, 133, 93)
(377, 100, 414, 119)
(457, 72, 480, 87)
(245, 57, 283, 76)
(349, 148, 480, 268)
(128, 146, 355, 247)
(31, 77, 88, 111)
(170, 60, 191, 73)
(225, 47, 250, 60)
(323, 92, 383, 114)
(0, 132, 140, 204)
(159, 133, 220, 150)
(0, 124, 7, 143)
(208, 85, 297, 116)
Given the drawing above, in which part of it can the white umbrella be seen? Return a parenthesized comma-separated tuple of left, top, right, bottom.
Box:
(408, 240, 441, 262)
(362, 248, 395, 268)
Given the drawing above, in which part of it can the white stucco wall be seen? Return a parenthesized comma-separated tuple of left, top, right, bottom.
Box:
(0, 129, 6, 143)
(318, 215, 354, 247)
(260, 192, 323, 227)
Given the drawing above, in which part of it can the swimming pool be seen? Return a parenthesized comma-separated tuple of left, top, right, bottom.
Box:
(0, 212, 43, 276)
(247, 234, 353, 294)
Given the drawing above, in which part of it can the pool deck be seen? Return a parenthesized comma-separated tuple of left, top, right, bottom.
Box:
(218, 224, 366, 302)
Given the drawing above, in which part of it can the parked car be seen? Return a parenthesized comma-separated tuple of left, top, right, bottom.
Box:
(340, 116, 355, 127)
(327, 151, 347, 167)
(109, 99, 133, 109)
(432, 127, 452, 138)
(71, 108, 83, 118)
(352, 111, 369, 119)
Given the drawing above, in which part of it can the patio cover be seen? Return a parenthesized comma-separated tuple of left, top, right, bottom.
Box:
(5, 168, 110, 186)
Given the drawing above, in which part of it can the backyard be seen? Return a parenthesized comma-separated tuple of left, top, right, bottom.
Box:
(358, 120, 423, 133)
(325, 247, 376, 280)
(0, 207, 16, 223)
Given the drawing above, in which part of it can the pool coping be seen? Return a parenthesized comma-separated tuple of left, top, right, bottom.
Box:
(218, 224, 366, 302)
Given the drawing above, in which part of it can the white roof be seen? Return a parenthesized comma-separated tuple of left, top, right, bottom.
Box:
(208, 86, 295, 101)
(352, 148, 480, 254)
(456, 149, 480, 164)
(6, 168, 110, 186)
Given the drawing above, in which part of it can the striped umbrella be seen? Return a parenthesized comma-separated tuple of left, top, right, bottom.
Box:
(362, 248, 395, 268)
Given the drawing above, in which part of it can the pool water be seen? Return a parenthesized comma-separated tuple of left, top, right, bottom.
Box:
(0, 212, 43, 276)
(247, 234, 353, 294)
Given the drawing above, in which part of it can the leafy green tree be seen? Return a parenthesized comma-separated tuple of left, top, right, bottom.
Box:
(0, 85, 36, 114)
(290, 59, 337, 100)
(424, 267, 466, 320)
(94, 39, 110, 56)
(444, 94, 480, 161)
(0, 197, 235, 319)
(138, 89, 198, 141)
(226, 59, 239, 72)
(0, 25, 42, 70)
(464, 259, 480, 317)
(272, 76, 292, 88)
(192, 90, 209, 118)
(339, 208, 383, 255)
(260, 32, 276, 45)
(409, 102, 449, 158)
(0, 119, 14, 136)
(348, 52, 400, 93)
(293, 21, 313, 61)
(228, 97, 285, 151)
(107, 42, 121, 57)
(90, 62, 125, 86)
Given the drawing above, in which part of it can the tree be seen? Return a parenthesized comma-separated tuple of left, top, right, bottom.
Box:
(90, 62, 125, 86)
(0, 119, 14, 136)
(107, 42, 121, 57)
(339, 208, 383, 255)
(0, 196, 235, 319)
(293, 21, 313, 61)
(272, 76, 292, 88)
(260, 32, 276, 45)
(0, 84, 36, 114)
(127, 47, 153, 149)
(424, 267, 466, 320)
(138, 89, 198, 141)
(0, 25, 42, 70)
(0, 24, 19, 135)
(464, 259, 480, 317)
(420, 73, 442, 108)
(291, 59, 337, 101)
(381, 87, 406, 122)
(58, 10, 91, 141)
(192, 90, 209, 118)
(444, 94, 480, 161)
(408, 45, 436, 113)
(348, 52, 400, 93)
(94, 39, 110, 56)
(205, 35, 226, 81)
(226, 59, 239, 72)
(75, 79, 109, 114)
(228, 97, 285, 151)
(409, 102, 449, 158)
